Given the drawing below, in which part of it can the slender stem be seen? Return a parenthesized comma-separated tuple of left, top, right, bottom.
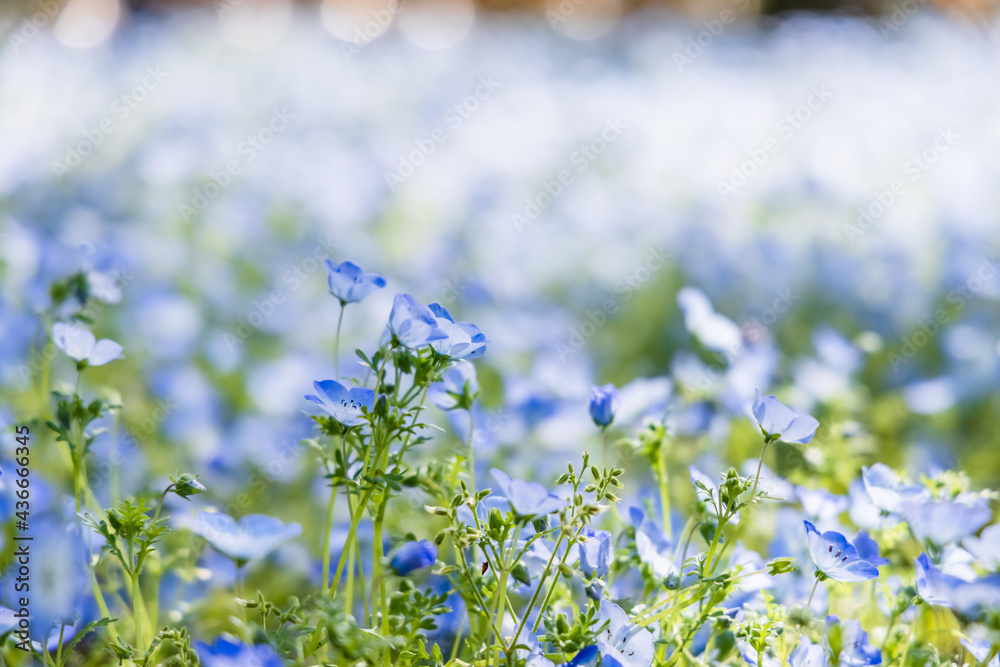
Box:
(132, 571, 144, 651)
(807, 577, 820, 608)
(334, 302, 345, 380)
(467, 409, 476, 496)
(320, 474, 337, 591)
(601, 428, 608, 469)
(513, 531, 567, 643)
(750, 438, 772, 499)
(658, 444, 671, 539)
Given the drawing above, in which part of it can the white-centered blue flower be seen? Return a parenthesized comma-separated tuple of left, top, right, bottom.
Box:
(52, 322, 124, 367)
(897, 498, 992, 547)
(387, 293, 449, 349)
(325, 260, 386, 304)
(825, 616, 881, 666)
(861, 463, 926, 514)
(594, 600, 654, 667)
(964, 524, 1000, 571)
(788, 635, 830, 667)
(489, 468, 567, 519)
(578, 527, 613, 577)
(428, 303, 487, 359)
(305, 379, 375, 427)
(752, 390, 819, 444)
(195, 637, 284, 667)
(186, 511, 302, 565)
(804, 521, 882, 582)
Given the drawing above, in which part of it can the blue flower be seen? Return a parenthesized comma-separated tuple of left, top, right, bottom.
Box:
(861, 464, 925, 514)
(752, 390, 819, 444)
(489, 468, 567, 519)
(677, 287, 742, 354)
(803, 521, 881, 582)
(325, 260, 386, 304)
(578, 527, 613, 577)
(388, 294, 449, 349)
(897, 498, 992, 546)
(186, 512, 302, 565)
(825, 616, 881, 666)
(789, 635, 830, 667)
(964, 524, 1000, 571)
(589, 384, 620, 428)
(195, 637, 283, 667)
(567, 645, 601, 666)
(428, 303, 487, 359)
(52, 322, 124, 367)
(629, 507, 679, 580)
(737, 638, 780, 667)
(961, 638, 1000, 667)
(305, 379, 375, 427)
(432, 360, 478, 410)
(914, 553, 1000, 617)
(914, 552, 964, 606)
(390, 539, 438, 575)
(594, 601, 654, 667)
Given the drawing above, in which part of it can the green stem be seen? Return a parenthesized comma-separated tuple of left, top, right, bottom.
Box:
(750, 438, 772, 499)
(334, 302, 345, 380)
(467, 409, 476, 496)
(807, 577, 820, 608)
(657, 444, 671, 539)
(131, 571, 144, 651)
(320, 475, 337, 591)
(513, 531, 567, 643)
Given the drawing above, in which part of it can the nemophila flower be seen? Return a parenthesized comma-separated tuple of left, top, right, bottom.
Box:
(186, 512, 302, 565)
(676, 287, 742, 354)
(594, 600, 655, 667)
(578, 527, 613, 577)
(389, 539, 438, 575)
(914, 552, 964, 606)
(961, 638, 1000, 667)
(432, 360, 479, 411)
(489, 468, 567, 519)
(52, 322, 124, 367)
(388, 293, 448, 349)
(304, 379, 375, 427)
(964, 524, 1000, 571)
(897, 498, 992, 546)
(915, 553, 1000, 616)
(630, 507, 679, 580)
(825, 616, 881, 667)
(736, 638, 780, 667)
(788, 636, 830, 667)
(589, 384, 620, 428)
(428, 303, 487, 359)
(324, 260, 386, 304)
(861, 464, 926, 514)
(752, 390, 819, 444)
(804, 521, 882, 582)
(195, 637, 283, 667)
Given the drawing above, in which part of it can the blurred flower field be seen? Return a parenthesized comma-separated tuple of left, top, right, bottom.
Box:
(2, 6, 1000, 667)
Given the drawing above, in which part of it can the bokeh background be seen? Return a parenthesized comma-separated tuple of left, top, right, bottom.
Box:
(1, 0, 1000, 656)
